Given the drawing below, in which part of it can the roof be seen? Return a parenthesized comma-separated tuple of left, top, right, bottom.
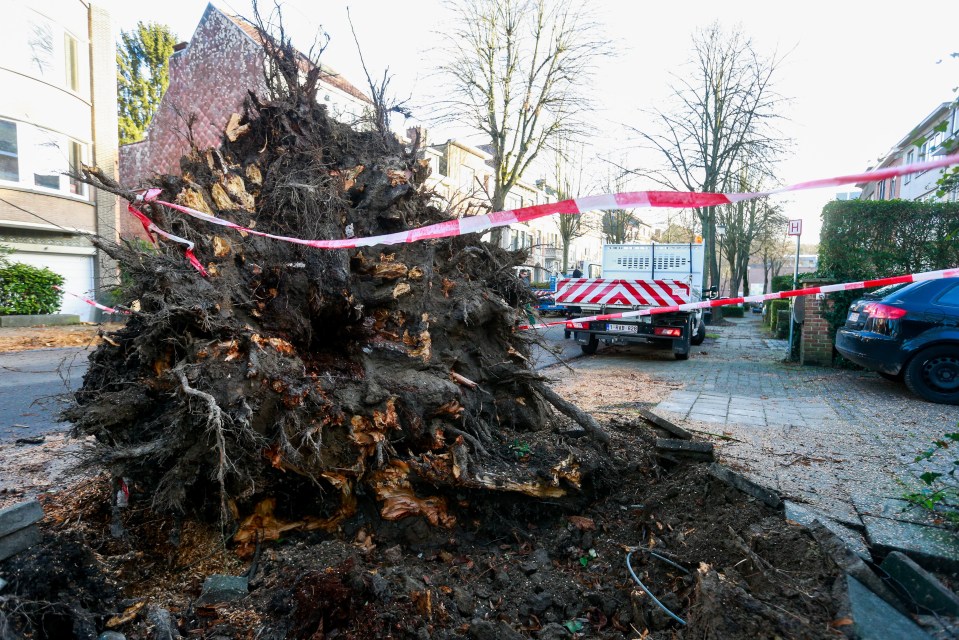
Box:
(218, 6, 372, 104)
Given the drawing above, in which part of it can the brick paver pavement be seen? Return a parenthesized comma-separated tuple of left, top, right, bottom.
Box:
(569, 314, 959, 530)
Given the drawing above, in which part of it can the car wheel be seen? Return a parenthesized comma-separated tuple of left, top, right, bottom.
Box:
(878, 371, 903, 383)
(580, 335, 599, 355)
(691, 320, 707, 346)
(904, 345, 959, 405)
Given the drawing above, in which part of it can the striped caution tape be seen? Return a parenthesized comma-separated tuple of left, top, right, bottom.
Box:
(53, 286, 131, 315)
(131, 152, 959, 254)
(128, 204, 207, 275)
(515, 267, 959, 331)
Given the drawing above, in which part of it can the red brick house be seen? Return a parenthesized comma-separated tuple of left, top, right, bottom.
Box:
(119, 3, 370, 238)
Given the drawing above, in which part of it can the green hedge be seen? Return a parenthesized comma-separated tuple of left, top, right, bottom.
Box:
(766, 299, 788, 329)
(0, 262, 64, 315)
(723, 305, 745, 318)
(771, 275, 793, 293)
(818, 199, 959, 341)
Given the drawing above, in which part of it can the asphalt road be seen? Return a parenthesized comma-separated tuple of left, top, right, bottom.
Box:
(529, 323, 583, 370)
(0, 347, 90, 442)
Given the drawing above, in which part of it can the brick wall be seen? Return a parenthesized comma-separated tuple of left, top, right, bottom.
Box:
(800, 278, 835, 366)
(118, 5, 266, 239)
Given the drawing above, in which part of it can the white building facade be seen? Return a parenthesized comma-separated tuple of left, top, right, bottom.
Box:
(0, 1, 119, 320)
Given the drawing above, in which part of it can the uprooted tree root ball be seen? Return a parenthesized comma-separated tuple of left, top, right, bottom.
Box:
(64, 39, 610, 551)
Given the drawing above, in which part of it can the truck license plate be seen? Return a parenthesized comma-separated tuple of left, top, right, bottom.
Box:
(607, 323, 638, 333)
(848, 312, 859, 323)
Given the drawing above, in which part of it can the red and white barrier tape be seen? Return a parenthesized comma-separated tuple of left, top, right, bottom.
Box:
(515, 267, 959, 330)
(53, 286, 131, 315)
(128, 204, 207, 275)
(133, 153, 959, 253)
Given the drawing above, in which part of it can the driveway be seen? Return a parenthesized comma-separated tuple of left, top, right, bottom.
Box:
(547, 314, 959, 557)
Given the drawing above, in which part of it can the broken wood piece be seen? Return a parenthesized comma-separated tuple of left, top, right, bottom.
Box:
(655, 438, 714, 462)
(637, 408, 692, 440)
(225, 112, 251, 142)
(537, 384, 610, 446)
(450, 371, 478, 389)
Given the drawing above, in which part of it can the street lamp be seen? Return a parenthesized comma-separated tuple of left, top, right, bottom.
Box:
(715, 224, 726, 296)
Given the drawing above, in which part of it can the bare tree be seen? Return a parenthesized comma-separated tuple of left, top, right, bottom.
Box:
(553, 139, 594, 272)
(630, 22, 787, 290)
(717, 162, 786, 295)
(597, 167, 642, 244)
(753, 222, 790, 293)
(436, 0, 608, 246)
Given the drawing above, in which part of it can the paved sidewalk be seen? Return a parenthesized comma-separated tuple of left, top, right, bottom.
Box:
(570, 314, 959, 555)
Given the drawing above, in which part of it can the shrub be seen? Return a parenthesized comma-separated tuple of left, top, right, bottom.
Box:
(766, 299, 788, 329)
(0, 262, 64, 315)
(723, 305, 744, 318)
(775, 310, 790, 339)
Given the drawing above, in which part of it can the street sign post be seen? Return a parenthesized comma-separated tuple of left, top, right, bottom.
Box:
(787, 219, 802, 359)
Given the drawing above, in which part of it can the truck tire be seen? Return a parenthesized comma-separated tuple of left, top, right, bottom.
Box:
(673, 318, 692, 360)
(691, 319, 707, 346)
(581, 335, 599, 355)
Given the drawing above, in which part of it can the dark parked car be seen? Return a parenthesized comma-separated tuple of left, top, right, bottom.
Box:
(835, 278, 959, 404)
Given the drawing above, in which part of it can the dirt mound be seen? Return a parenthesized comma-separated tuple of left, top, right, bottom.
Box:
(1, 435, 847, 639)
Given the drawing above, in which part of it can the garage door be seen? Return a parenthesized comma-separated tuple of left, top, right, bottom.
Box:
(11, 252, 96, 321)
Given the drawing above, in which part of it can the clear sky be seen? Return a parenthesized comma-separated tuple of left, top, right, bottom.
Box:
(99, 0, 959, 240)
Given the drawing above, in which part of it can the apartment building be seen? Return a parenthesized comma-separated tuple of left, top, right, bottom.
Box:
(420, 138, 603, 282)
(0, 1, 119, 320)
(858, 101, 959, 202)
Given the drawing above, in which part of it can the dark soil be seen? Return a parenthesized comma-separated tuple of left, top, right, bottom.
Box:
(0, 425, 849, 639)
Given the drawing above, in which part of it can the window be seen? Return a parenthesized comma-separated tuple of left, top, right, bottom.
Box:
(505, 193, 522, 210)
(64, 33, 79, 92)
(905, 150, 915, 183)
(459, 166, 475, 192)
(877, 179, 886, 199)
(935, 284, 959, 308)
(27, 17, 54, 77)
(68, 140, 85, 195)
(918, 141, 928, 163)
(0, 119, 88, 197)
(0, 120, 19, 181)
(33, 128, 62, 189)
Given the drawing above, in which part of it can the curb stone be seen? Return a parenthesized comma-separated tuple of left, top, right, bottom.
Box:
(707, 463, 781, 509)
(846, 575, 932, 640)
(806, 520, 912, 617)
(0, 500, 44, 538)
(881, 551, 959, 616)
(784, 500, 870, 560)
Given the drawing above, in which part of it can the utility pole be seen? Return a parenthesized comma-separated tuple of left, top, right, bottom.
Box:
(787, 219, 802, 358)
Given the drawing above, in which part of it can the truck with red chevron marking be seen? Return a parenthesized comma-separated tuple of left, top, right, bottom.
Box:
(557, 242, 707, 360)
